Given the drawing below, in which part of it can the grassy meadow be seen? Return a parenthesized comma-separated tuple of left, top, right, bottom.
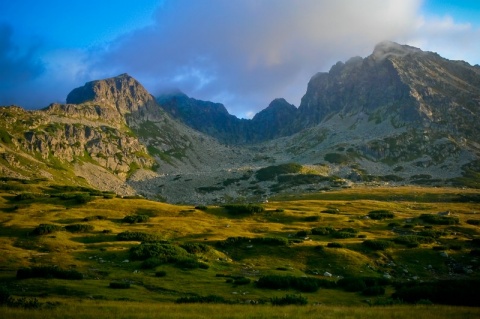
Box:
(0, 179, 479, 317)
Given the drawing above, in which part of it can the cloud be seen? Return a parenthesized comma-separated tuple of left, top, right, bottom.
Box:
(88, 0, 423, 117)
(2, 1, 479, 116)
(0, 24, 45, 104)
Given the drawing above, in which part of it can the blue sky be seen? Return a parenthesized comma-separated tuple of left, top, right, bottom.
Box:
(1, 0, 479, 118)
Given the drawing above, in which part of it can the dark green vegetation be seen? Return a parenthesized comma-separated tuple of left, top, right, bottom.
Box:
(1, 184, 480, 314)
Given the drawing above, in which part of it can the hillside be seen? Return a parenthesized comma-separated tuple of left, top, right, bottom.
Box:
(0, 182, 479, 312)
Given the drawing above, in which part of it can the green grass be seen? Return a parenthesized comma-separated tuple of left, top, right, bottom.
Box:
(1, 185, 480, 312)
(1, 302, 479, 319)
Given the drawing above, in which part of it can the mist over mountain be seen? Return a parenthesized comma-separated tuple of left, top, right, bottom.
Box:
(0, 42, 479, 203)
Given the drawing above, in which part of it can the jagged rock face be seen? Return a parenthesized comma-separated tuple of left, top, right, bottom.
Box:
(66, 73, 158, 117)
(157, 94, 297, 144)
(297, 41, 480, 139)
(157, 93, 250, 144)
(251, 98, 297, 139)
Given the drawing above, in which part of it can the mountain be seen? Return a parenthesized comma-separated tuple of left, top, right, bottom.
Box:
(1, 42, 479, 203)
(158, 94, 297, 144)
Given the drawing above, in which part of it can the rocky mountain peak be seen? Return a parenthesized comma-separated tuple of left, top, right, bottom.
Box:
(66, 73, 157, 116)
(371, 41, 423, 61)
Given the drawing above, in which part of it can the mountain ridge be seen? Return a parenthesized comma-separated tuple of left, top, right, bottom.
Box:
(1, 41, 479, 203)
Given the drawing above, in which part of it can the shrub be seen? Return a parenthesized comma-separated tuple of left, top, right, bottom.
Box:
(327, 242, 343, 248)
(122, 214, 150, 224)
(362, 240, 393, 250)
(195, 205, 208, 211)
(175, 257, 202, 269)
(392, 280, 480, 306)
(83, 215, 107, 221)
(17, 266, 83, 280)
(466, 219, 480, 226)
(74, 194, 92, 204)
(116, 231, 161, 242)
(271, 294, 307, 306)
(14, 193, 45, 201)
(296, 230, 311, 237)
(337, 277, 389, 293)
(255, 163, 302, 181)
(65, 224, 94, 233)
(393, 235, 435, 247)
(419, 214, 459, 225)
(217, 236, 288, 248)
(322, 208, 339, 214)
(155, 270, 167, 277)
(304, 216, 320, 222)
(109, 282, 130, 289)
(332, 231, 357, 239)
(31, 224, 64, 235)
(141, 258, 163, 269)
(223, 204, 264, 215)
(311, 226, 335, 235)
(130, 243, 189, 261)
(418, 229, 445, 238)
(368, 210, 394, 220)
(180, 243, 210, 254)
(233, 277, 251, 285)
(176, 295, 227, 304)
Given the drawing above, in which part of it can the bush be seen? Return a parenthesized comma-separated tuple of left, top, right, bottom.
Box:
(141, 258, 163, 269)
(419, 214, 459, 225)
(296, 230, 311, 237)
(393, 235, 435, 247)
(392, 280, 480, 306)
(155, 270, 167, 277)
(327, 242, 343, 248)
(466, 219, 480, 226)
(195, 205, 208, 211)
(31, 224, 65, 235)
(337, 277, 389, 293)
(257, 275, 338, 292)
(233, 277, 251, 285)
(217, 236, 288, 248)
(271, 294, 307, 306)
(17, 266, 83, 280)
(109, 282, 130, 289)
(175, 257, 203, 269)
(304, 216, 320, 222)
(83, 215, 107, 221)
(176, 295, 227, 304)
(368, 210, 394, 220)
(332, 231, 357, 239)
(130, 243, 189, 261)
(14, 193, 45, 201)
(116, 231, 161, 242)
(122, 214, 150, 224)
(65, 224, 94, 233)
(362, 240, 393, 250)
(180, 243, 210, 254)
(223, 204, 264, 215)
(74, 194, 93, 204)
(322, 208, 339, 214)
(311, 226, 335, 235)
(255, 163, 302, 181)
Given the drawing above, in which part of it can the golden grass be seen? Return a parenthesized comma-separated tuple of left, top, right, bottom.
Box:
(1, 185, 480, 310)
(1, 302, 479, 319)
